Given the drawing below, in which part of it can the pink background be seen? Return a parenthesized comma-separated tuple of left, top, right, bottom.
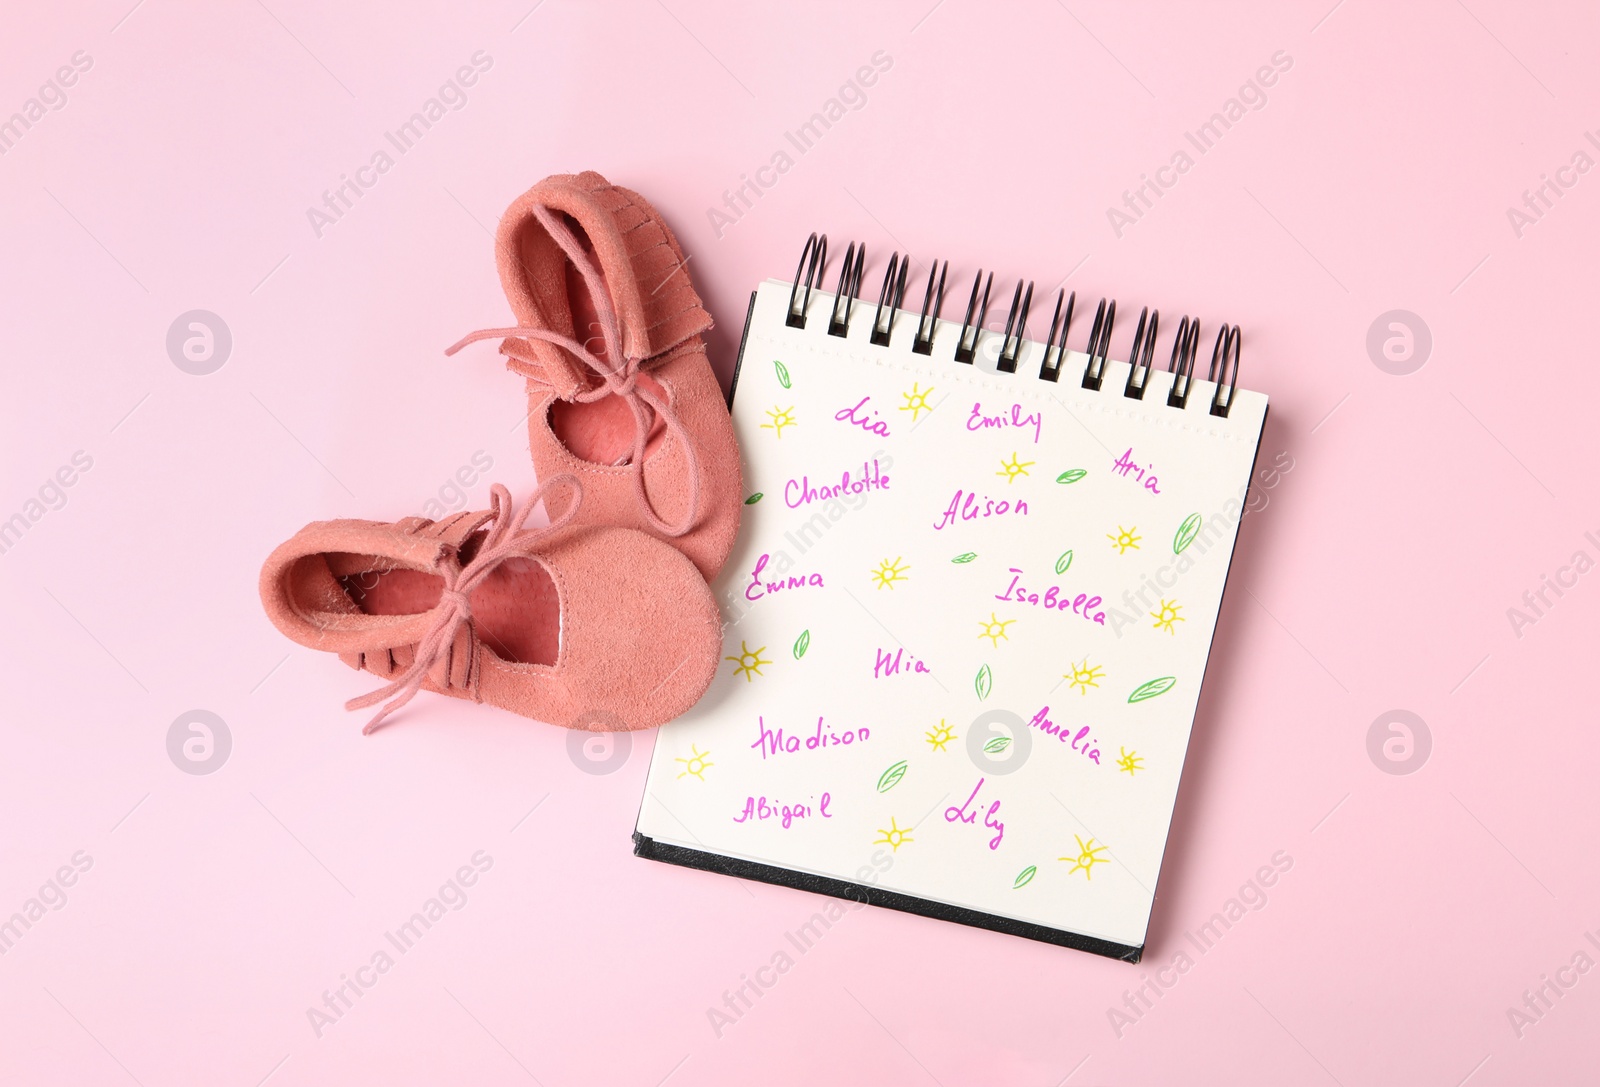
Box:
(2, 1, 1596, 1083)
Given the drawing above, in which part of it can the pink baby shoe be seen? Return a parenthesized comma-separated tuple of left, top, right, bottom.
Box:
(446, 171, 742, 581)
(259, 477, 722, 733)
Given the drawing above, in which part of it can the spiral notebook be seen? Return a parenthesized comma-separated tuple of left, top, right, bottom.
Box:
(633, 236, 1268, 961)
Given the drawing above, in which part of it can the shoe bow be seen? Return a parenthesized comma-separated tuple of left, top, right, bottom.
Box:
(445, 204, 702, 539)
(348, 474, 582, 734)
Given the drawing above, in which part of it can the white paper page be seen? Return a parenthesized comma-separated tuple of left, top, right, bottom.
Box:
(636, 279, 1268, 952)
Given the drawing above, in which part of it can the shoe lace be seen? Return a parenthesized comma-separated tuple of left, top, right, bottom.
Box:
(347, 474, 582, 734)
(445, 203, 702, 539)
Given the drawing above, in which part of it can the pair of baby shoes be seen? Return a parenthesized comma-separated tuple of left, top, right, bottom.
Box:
(259, 172, 741, 734)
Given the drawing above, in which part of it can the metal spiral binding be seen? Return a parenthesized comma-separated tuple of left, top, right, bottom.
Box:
(912, 260, 948, 355)
(1081, 299, 1116, 391)
(997, 280, 1034, 373)
(828, 242, 866, 337)
(784, 235, 1243, 415)
(954, 269, 993, 364)
(1208, 325, 1241, 418)
(871, 253, 909, 347)
(1038, 289, 1076, 383)
(786, 233, 827, 329)
(1167, 316, 1201, 408)
(1124, 307, 1159, 399)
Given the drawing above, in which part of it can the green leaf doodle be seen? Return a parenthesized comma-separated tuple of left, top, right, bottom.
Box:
(744, 492, 763, 505)
(983, 736, 1012, 754)
(975, 664, 993, 700)
(1056, 469, 1088, 484)
(793, 630, 811, 660)
(951, 552, 979, 564)
(774, 360, 791, 389)
(877, 760, 908, 793)
(1128, 676, 1178, 703)
(1173, 513, 1202, 554)
(1013, 865, 1037, 889)
(1055, 549, 1074, 574)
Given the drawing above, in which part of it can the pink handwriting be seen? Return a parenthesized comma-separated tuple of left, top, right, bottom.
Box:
(873, 647, 931, 678)
(1111, 447, 1161, 495)
(1027, 706, 1102, 764)
(733, 793, 832, 829)
(932, 489, 1029, 531)
(834, 396, 891, 437)
(945, 778, 1005, 849)
(752, 716, 870, 758)
(744, 553, 825, 602)
(995, 567, 1106, 625)
(967, 401, 1042, 443)
(785, 459, 891, 508)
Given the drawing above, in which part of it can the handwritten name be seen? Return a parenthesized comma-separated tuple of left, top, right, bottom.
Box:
(996, 567, 1106, 625)
(932, 489, 1029, 531)
(945, 778, 1005, 849)
(873, 646, 931, 678)
(1111, 447, 1161, 495)
(785, 459, 891, 508)
(967, 401, 1042, 443)
(744, 553, 825, 602)
(752, 716, 870, 758)
(835, 396, 891, 437)
(1027, 706, 1103, 764)
(733, 793, 832, 829)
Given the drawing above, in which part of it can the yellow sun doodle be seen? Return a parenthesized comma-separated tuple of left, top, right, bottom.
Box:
(1107, 525, 1142, 553)
(874, 816, 914, 851)
(870, 556, 911, 590)
(899, 382, 935, 422)
(996, 452, 1035, 483)
(724, 641, 772, 681)
(925, 720, 957, 751)
(1116, 747, 1144, 775)
(675, 744, 714, 781)
(1064, 658, 1104, 695)
(977, 612, 1016, 647)
(1061, 835, 1109, 880)
(1150, 599, 1185, 634)
(760, 405, 797, 438)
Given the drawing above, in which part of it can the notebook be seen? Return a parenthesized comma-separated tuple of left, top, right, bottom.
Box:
(633, 236, 1269, 961)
